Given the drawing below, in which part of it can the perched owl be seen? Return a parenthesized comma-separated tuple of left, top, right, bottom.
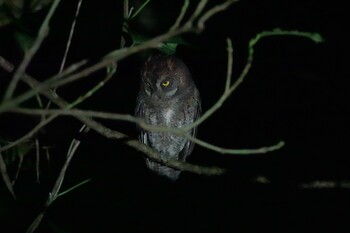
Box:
(135, 54, 201, 180)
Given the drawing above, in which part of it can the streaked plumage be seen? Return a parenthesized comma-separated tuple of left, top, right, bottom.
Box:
(135, 54, 201, 180)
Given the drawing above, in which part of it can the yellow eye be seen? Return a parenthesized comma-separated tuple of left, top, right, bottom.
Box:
(162, 81, 170, 87)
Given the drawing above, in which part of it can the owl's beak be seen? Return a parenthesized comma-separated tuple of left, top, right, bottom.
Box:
(145, 85, 162, 99)
(149, 87, 160, 99)
(152, 91, 163, 100)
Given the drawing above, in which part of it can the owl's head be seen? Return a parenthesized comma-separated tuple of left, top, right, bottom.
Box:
(140, 54, 194, 100)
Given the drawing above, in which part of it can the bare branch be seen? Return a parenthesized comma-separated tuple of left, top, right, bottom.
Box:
(188, 0, 209, 23)
(169, 0, 190, 31)
(225, 38, 233, 91)
(68, 69, 114, 108)
(0, 56, 15, 72)
(129, 0, 151, 20)
(3, 0, 62, 101)
(0, 0, 238, 112)
(12, 153, 24, 186)
(13, 73, 225, 175)
(0, 115, 57, 153)
(1, 4, 321, 184)
(26, 212, 45, 233)
(0, 69, 113, 154)
(0, 146, 16, 199)
(0, 60, 88, 113)
(26, 124, 88, 233)
(191, 138, 284, 154)
(56, 178, 91, 198)
(82, 118, 225, 175)
(1, 27, 322, 164)
(9, 107, 285, 155)
(44, 0, 83, 111)
(187, 28, 323, 130)
(35, 138, 40, 184)
(59, 0, 83, 73)
(196, 0, 238, 32)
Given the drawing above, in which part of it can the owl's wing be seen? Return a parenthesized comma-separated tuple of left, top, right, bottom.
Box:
(135, 93, 149, 146)
(178, 91, 201, 161)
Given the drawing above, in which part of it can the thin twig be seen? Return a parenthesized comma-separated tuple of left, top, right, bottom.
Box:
(35, 138, 40, 184)
(44, 0, 83, 111)
(188, 0, 209, 23)
(0, 146, 16, 199)
(26, 211, 46, 233)
(0, 56, 14, 71)
(1, 27, 322, 159)
(0, 0, 238, 113)
(26, 124, 87, 233)
(191, 137, 284, 154)
(188, 29, 323, 130)
(300, 180, 350, 189)
(17, 73, 225, 175)
(50, 125, 86, 200)
(9, 107, 285, 155)
(187, 40, 249, 129)
(82, 118, 226, 175)
(59, 0, 83, 73)
(121, 0, 129, 48)
(56, 178, 91, 198)
(123, 0, 129, 19)
(196, 0, 238, 32)
(12, 153, 24, 186)
(68, 69, 115, 108)
(225, 38, 233, 91)
(44, 147, 50, 163)
(169, 0, 190, 31)
(0, 60, 88, 113)
(0, 70, 112, 154)
(0, 115, 57, 153)
(3, 0, 62, 101)
(129, 0, 151, 19)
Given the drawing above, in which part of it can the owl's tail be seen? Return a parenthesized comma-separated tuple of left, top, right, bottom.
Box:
(146, 159, 180, 181)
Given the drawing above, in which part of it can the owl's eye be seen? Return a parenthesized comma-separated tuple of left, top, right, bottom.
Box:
(162, 81, 170, 87)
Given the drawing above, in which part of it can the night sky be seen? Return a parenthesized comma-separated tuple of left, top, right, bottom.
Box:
(0, 0, 349, 232)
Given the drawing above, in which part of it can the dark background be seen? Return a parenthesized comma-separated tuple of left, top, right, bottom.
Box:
(0, 0, 349, 232)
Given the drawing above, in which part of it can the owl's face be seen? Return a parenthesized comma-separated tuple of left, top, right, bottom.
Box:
(140, 54, 194, 101)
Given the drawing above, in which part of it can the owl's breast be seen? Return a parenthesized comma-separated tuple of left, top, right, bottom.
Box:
(145, 103, 185, 127)
(144, 105, 190, 157)
(163, 108, 175, 126)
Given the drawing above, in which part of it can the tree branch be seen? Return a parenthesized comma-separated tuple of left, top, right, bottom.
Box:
(0, 146, 16, 199)
(8, 107, 285, 155)
(0, 0, 238, 113)
(3, 0, 62, 101)
(10, 72, 225, 175)
(169, 0, 190, 31)
(0, 67, 114, 154)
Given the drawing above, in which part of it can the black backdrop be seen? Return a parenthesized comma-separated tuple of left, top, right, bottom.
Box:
(0, 0, 349, 232)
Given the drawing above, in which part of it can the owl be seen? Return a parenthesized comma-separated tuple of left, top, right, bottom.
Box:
(135, 54, 201, 180)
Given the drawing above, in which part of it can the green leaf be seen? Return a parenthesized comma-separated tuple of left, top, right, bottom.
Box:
(159, 42, 178, 55)
(0, 140, 32, 164)
(56, 178, 92, 199)
(14, 30, 35, 52)
(128, 28, 188, 55)
(128, 30, 147, 46)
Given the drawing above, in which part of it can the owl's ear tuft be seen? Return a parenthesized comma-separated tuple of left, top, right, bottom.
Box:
(146, 54, 155, 62)
(166, 57, 177, 71)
